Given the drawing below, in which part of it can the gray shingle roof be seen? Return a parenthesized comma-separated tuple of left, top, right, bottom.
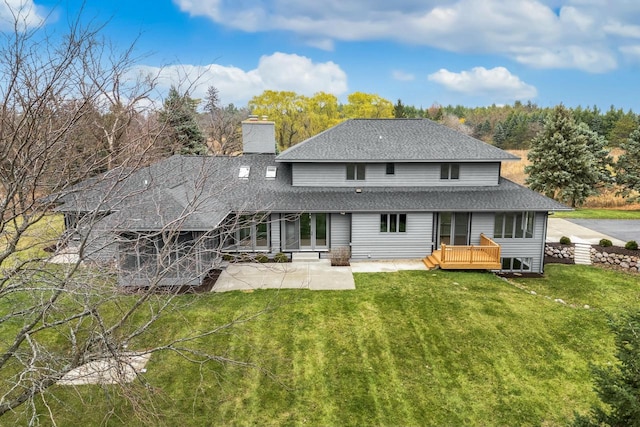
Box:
(58, 153, 569, 231)
(276, 119, 519, 162)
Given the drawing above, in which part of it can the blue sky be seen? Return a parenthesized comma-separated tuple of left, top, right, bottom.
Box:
(12, 0, 640, 111)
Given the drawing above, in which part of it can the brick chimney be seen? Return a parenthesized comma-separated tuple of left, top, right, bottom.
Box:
(242, 115, 276, 154)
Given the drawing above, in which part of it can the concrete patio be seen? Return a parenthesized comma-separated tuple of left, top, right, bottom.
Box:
(213, 258, 429, 292)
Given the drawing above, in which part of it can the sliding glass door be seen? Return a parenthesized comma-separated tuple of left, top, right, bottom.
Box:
(284, 213, 328, 250)
(438, 212, 470, 246)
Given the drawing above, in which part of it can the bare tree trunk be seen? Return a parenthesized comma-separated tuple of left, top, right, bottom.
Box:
(0, 6, 271, 425)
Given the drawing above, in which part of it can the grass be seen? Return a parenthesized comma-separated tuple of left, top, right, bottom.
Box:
(4, 265, 637, 426)
(552, 208, 640, 219)
(0, 214, 64, 266)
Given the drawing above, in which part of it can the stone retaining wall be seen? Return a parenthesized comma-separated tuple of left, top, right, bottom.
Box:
(591, 248, 639, 272)
(545, 244, 574, 260)
(545, 243, 639, 273)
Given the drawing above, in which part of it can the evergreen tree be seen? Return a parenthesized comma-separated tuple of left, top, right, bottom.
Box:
(617, 126, 640, 201)
(574, 312, 640, 426)
(394, 99, 407, 118)
(577, 122, 614, 188)
(159, 86, 207, 155)
(525, 105, 600, 207)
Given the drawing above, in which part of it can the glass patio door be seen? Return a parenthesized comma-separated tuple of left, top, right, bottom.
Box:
(438, 212, 470, 246)
(284, 213, 328, 250)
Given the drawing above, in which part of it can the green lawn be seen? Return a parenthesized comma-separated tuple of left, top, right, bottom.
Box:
(6, 265, 639, 426)
(553, 208, 640, 219)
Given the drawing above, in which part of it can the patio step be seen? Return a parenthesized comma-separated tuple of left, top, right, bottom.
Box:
(292, 252, 321, 263)
(423, 254, 440, 270)
(574, 242, 592, 265)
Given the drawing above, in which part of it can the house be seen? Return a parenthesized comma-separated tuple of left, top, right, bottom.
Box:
(56, 117, 570, 286)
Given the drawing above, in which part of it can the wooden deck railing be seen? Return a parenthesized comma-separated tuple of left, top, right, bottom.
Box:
(440, 233, 501, 266)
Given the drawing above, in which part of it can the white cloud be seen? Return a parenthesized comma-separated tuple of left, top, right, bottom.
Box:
(620, 45, 640, 61)
(428, 66, 538, 101)
(173, 0, 640, 73)
(0, 0, 45, 30)
(306, 38, 335, 51)
(512, 45, 617, 73)
(132, 52, 348, 106)
(603, 21, 640, 38)
(392, 70, 415, 81)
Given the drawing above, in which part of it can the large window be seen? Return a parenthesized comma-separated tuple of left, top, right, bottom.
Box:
(440, 163, 460, 180)
(494, 212, 535, 238)
(501, 257, 532, 272)
(228, 213, 270, 250)
(380, 214, 407, 233)
(346, 163, 365, 181)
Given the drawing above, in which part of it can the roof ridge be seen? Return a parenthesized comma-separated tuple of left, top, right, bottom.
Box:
(276, 119, 352, 160)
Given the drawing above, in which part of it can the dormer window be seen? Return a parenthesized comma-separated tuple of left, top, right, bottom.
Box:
(346, 163, 365, 181)
(440, 163, 460, 180)
(266, 165, 277, 179)
(239, 165, 250, 179)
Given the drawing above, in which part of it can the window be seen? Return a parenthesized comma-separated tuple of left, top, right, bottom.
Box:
(500, 257, 532, 272)
(380, 214, 407, 233)
(440, 163, 460, 180)
(386, 163, 395, 175)
(227, 213, 270, 249)
(265, 165, 277, 179)
(346, 163, 365, 181)
(239, 165, 250, 179)
(494, 212, 535, 238)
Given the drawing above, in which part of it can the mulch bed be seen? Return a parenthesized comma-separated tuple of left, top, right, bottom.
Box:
(544, 256, 574, 265)
(591, 245, 639, 257)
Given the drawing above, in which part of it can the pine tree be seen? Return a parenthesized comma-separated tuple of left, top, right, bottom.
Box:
(577, 122, 614, 188)
(617, 126, 640, 201)
(159, 86, 208, 155)
(394, 99, 407, 118)
(525, 105, 600, 207)
(574, 312, 640, 426)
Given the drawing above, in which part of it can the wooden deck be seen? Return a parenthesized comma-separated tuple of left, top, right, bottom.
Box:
(423, 234, 501, 270)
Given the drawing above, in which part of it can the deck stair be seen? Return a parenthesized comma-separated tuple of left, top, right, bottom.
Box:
(423, 250, 442, 269)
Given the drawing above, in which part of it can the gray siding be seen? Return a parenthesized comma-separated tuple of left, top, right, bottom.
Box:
(493, 212, 547, 273)
(291, 162, 499, 187)
(270, 213, 281, 252)
(330, 213, 351, 248)
(351, 212, 433, 259)
(469, 212, 495, 245)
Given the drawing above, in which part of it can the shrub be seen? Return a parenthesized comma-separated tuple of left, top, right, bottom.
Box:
(330, 246, 351, 266)
(255, 254, 269, 263)
(222, 253, 235, 262)
(560, 236, 572, 245)
(599, 238, 613, 247)
(274, 252, 288, 263)
(626, 240, 638, 251)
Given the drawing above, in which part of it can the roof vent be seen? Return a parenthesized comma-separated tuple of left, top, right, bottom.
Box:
(239, 165, 250, 179)
(266, 165, 277, 179)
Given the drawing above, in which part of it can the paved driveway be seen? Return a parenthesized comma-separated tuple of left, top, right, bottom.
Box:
(565, 219, 640, 244)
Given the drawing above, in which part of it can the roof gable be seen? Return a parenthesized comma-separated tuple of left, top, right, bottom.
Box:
(276, 118, 518, 162)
